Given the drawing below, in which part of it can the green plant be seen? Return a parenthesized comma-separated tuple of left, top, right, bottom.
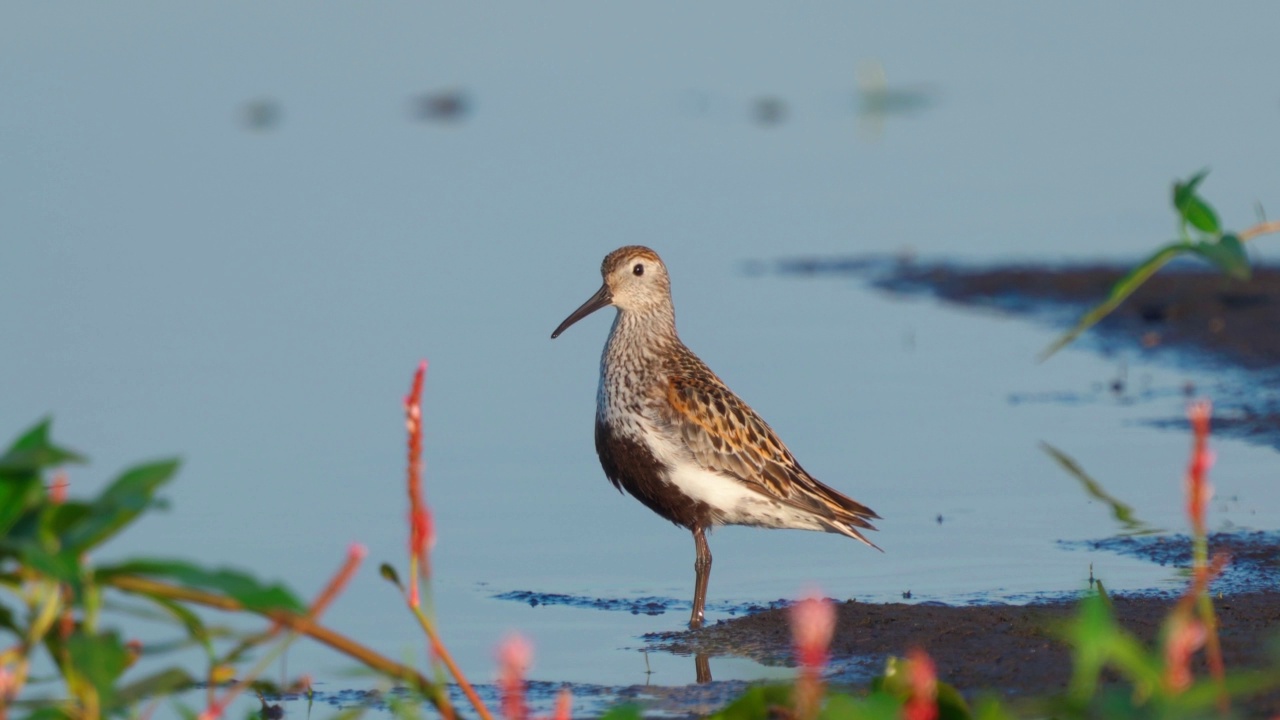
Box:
(1040, 171, 1280, 361)
(0, 418, 449, 719)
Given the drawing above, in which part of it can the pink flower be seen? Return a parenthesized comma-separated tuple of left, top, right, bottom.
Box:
(0, 665, 15, 701)
(552, 687, 572, 720)
(902, 648, 938, 720)
(790, 591, 835, 720)
(49, 471, 69, 504)
(790, 593, 836, 670)
(498, 634, 533, 720)
(1164, 612, 1207, 693)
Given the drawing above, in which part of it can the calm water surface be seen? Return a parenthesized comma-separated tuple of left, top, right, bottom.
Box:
(3, 2, 1279, 715)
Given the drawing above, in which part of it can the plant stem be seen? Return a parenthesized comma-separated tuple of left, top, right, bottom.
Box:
(1239, 219, 1280, 242)
(411, 605, 493, 720)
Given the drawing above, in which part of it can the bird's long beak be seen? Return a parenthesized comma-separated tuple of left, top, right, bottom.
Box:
(551, 284, 612, 339)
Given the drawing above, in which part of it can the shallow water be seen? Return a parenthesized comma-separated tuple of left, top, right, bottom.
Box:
(4, 3, 1280, 717)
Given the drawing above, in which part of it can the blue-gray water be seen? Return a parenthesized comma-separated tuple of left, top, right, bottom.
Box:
(4, 3, 1279, 716)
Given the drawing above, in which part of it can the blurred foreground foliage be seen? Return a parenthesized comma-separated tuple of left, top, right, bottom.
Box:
(0, 419, 444, 719)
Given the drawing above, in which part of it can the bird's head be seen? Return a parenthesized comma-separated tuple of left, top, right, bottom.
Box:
(552, 245, 672, 339)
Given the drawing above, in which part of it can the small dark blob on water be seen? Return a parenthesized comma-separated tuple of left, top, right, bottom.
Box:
(902, 590, 912, 599)
(256, 692, 284, 719)
(242, 99, 281, 131)
(936, 513, 944, 524)
(752, 96, 787, 126)
(413, 89, 470, 123)
(1138, 303, 1167, 323)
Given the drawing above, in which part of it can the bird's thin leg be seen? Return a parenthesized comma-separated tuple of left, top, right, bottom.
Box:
(690, 527, 712, 629)
(694, 653, 712, 684)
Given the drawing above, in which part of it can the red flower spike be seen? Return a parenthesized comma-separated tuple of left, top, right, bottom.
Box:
(405, 360, 431, 603)
(1184, 399, 1213, 536)
(497, 633, 533, 720)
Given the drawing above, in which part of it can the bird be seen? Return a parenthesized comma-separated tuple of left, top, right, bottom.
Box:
(551, 245, 881, 629)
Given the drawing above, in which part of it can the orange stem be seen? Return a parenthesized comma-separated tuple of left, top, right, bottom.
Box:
(412, 605, 493, 720)
(1238, 219, 1280, 242)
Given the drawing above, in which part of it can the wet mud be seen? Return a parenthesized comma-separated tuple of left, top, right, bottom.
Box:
(645, 531, 1280, 715)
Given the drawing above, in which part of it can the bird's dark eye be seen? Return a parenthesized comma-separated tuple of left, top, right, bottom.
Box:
(633, 263, 644, 276)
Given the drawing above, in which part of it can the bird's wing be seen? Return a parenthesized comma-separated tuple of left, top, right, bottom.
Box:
(663, 371, 880, 532)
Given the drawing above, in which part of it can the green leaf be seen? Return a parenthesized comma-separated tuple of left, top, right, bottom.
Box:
(599, 704, 645, 720)
(19, 542, 83, 587)
(1060, 591, 1160, 703)
(0, 600, 17, 633)
(1173, 170, 1221, 235)
(1063, 592, 1115, 702)
(66, 630, 132, 709)
(380, 562, 404, 589)
(22, 708, 75, 720)
(971, 696, 1019, 720)
(713, 684, 792, 720)
(1039, 243, 1187, 362)
(936, 680, 973, 720)
(1190, 233, 1250, 281)
(0, 419, 87, 537)
(0, 418, 88, 474)
(0, 474, 43, 538)
(98, 559, 306, 614)
(821, 692, 900, 720)
(1040, 443, 1156, 535)
(116, 667, 198, 707)
(61, 459, 180, 553)
(138, 593, 216, 657)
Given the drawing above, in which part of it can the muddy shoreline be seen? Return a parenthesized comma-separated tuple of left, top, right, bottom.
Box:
(643, 531, 1280, 714)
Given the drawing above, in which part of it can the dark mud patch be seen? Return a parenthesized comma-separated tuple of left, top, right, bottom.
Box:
(763, 256, 1280, 448)
(646, 531, 1280, 714)
(492, 589, 787, 618)
(1061, 530, 1280, 595)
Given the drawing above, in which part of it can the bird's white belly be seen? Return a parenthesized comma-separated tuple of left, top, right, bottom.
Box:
(642, 428, 826, 531)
